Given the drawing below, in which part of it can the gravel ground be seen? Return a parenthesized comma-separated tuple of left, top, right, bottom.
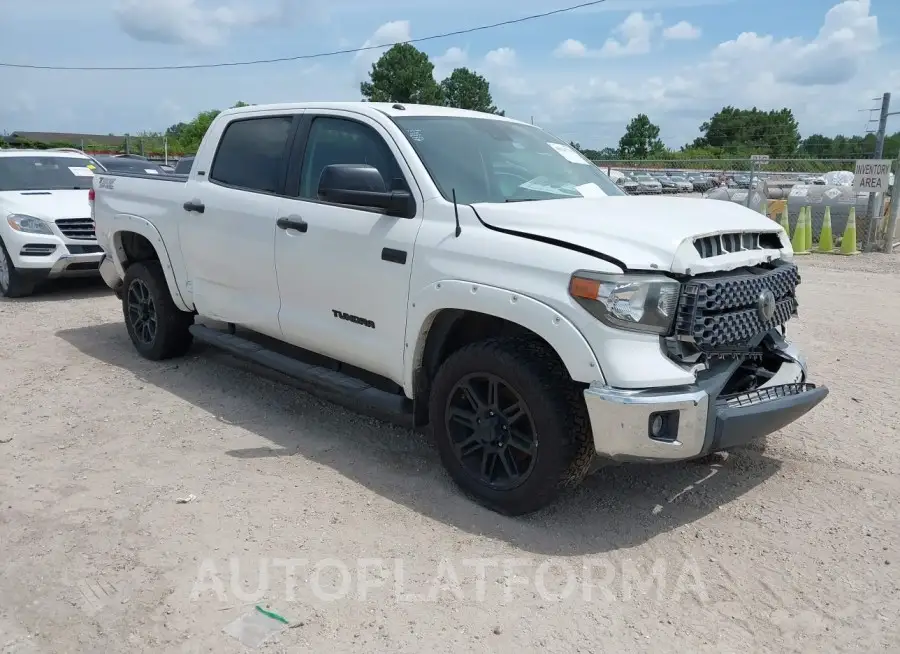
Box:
(1, 255, 899, 653)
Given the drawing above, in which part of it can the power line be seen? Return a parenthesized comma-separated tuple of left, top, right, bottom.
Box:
(0, 0, 607, 72)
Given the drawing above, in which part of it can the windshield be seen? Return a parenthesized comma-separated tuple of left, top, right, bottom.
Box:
(636, 175, 655, 182)
(393, 116, 623, 204)
(0, 156, 95, 191)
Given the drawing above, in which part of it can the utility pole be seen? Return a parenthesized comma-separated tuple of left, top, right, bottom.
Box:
(864, 93, 890, 250)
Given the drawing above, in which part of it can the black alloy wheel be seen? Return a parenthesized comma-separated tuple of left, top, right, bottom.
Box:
(127, 278, 158, 345)
(445, 372, 538, 491)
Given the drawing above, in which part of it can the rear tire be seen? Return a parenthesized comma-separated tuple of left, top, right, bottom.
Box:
(428, 337, 594, 516)
(122, 261, 193, 360)
(0, 239, 36, 299)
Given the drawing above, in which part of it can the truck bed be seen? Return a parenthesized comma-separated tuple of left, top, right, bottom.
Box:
(92, 170, 190, 271)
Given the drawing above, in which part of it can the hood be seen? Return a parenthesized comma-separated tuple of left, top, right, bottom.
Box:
(471, 196, 789, 274)
(0, 190, 91, 220)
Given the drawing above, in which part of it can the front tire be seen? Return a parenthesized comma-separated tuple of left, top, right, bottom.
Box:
(429, 337, 594, 516)
(0, 239, 36, 299)
(122, 261, 194, 360)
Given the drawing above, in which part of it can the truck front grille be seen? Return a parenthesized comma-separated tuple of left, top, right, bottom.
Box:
(55, 218, 95, 240)
(693, 232, 782, 259)
(674, 262, 800, 352)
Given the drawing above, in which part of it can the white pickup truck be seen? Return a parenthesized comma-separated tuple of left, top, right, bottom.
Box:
(92, 102, 827, 515)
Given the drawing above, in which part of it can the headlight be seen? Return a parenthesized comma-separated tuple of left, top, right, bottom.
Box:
(7, 214, 53, 235)
(569, 272, 681, 334)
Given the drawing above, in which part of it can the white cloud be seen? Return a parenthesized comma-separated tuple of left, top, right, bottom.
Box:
(554, 14, 693, 60)
(0, 0, 890, 157)
(352, 20, 412, 82)
(599, 11, 662, 57)
(554, 39, 588, 58)
(710, 0, 878, 86)
(112, 0, 287, 47)
(577, 0, 732, 12)
(484, 47, 517, 67)
(533, 0, 884, 146)
(663, 21, 701, 40)
(433, 46, 468, 79)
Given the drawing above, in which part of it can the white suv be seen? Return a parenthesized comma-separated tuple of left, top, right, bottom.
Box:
(0, 149, 104, 298)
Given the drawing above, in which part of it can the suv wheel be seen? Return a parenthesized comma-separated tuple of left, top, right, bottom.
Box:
(0, 239, 36, 299)
(429, 337, 594, 515)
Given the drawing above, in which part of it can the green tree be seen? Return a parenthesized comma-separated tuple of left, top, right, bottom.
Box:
(177, 110, 221, 153)
(568, 142, 608, 160)
(164, 102, 255, 153)
(439, 67, 503, 114)
(618, 114, 665, 159)
(360, 43, 443, 105)
(166, 122, 188, 141)
(692, 106, 800, 158)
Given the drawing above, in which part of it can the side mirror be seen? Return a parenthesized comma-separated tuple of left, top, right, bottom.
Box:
(317, 164, 415, 218)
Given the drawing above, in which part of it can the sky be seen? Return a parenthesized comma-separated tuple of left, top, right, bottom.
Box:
(1, 0, 898, 150)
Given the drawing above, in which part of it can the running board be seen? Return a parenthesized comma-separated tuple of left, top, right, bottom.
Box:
(189, 325, 414, 427)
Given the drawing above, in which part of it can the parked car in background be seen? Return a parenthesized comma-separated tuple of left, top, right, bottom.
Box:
(173, 156, 194, 175)
(668, 175, 694, 193)
(615, 176, 639, 194)
(48, 148, 107, 172)
(0, 149, 103, 297)
(686, 174, 713, 192)
(730, 174, 751, 189)
(633, 173, 662, 194)
(95, 156, 167, 175)
(651, 173, 679, 194)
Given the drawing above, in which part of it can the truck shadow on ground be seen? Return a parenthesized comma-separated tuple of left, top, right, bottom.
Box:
(58, 321, 782, 557)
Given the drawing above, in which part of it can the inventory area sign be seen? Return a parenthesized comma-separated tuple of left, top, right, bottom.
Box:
(853, 159, 891, 193)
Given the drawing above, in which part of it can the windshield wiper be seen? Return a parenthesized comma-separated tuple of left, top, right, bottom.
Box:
(505, 198, 542, 202)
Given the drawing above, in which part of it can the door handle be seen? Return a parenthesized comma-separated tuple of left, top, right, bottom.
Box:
(381, 248, 407, 265)
(183, 200, 205, 213)
(277, 216, 308, 233)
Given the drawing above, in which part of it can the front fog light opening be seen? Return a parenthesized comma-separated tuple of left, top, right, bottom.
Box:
(648, 410, 679, 443)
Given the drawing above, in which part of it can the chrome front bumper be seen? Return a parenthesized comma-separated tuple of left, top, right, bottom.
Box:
(584, 343, 828, 462)
(48, 252, 105, 278)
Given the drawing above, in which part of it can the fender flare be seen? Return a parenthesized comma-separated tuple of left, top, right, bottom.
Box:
(107, 214, 192, 313)
(404, 280, 605, 396)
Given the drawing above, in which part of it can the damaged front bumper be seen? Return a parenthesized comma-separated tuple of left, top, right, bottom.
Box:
(583, 341, 828, 462)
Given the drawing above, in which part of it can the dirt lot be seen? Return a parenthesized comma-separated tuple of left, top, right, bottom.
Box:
(1, 254, 899, 653)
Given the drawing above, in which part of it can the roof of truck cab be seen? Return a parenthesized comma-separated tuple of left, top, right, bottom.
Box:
(218, 102, 529, 125)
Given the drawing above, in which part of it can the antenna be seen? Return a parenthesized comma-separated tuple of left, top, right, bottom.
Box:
(452, 188, 462, 237)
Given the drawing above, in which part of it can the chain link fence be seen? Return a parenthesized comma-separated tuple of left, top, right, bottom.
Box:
(591, 158, 895, 251)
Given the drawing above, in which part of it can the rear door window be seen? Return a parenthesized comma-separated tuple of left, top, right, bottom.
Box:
(210, 116, 294, 194)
